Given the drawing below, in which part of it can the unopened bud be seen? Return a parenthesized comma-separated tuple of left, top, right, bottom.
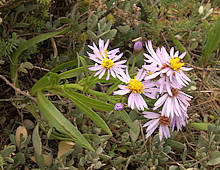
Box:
(114, 103, 124, 111)
(134, 40, 142, 53)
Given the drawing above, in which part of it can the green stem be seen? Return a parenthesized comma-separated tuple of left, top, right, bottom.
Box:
(130, 54, 136, 73)
(58, 84, 118, 103)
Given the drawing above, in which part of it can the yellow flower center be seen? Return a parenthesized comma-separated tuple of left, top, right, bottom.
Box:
(101, 58, 114, 69)
(147, 71, 153, 75)
(128, 79, 144, 94)
(104, 49, 108, 57)
(169, 57, 184, 71)
(99, 49, 109, 58)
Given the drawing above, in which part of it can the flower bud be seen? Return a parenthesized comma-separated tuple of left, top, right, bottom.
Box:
(114, 103, 124, 111)
(134, 40, 142, 53)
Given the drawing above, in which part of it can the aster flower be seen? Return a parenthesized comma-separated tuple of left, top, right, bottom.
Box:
(143, 41, 193, 92)
(113, 69, 157, 111)
(88, 39, 127, 80)
(153, 88, 192, 118)
(143, 112, 170, 141)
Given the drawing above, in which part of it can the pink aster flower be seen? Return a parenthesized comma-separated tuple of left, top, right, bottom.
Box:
(143, 112, 170, 141)
(153, 88, 192, 118)
(113, 69, 157, 111)
(88, 39, 127, 80)
(143, 41, 193, 93)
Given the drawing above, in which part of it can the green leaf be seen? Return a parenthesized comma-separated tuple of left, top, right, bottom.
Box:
(0, 145, 16, 158)
(191, 122, 214, 131)
(117, 25, 130, 34)
(37, 92, 94, 151)
(106, 80, 121, 95)
(65, 90, 114, 111)
(34, 152, 46, 169)
(166, 139, 185, 149)
(22, 62, 34, 69)
(58, 84, 118, 103)
(87, 30, 98, 40)
(87, 14, 98, 29)
(62, 89, 112, 136)
(130, 120, 140, 142)
(31, 72, 59, 95)
(78, 55, 88, 77)
(51, 60, 77, 72)
(208, 151, 220, 166)
(10, 28, 69, 86)
(117, 110, 138, 134)
(200, 17, 220, 67)
(32, 123, 42, 155)
(58, 66, 91, 80)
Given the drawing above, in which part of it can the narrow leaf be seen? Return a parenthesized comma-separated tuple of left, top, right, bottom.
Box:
(191, 122, 213, 131)
(31, 72, 59, 95)
(208, 151, 220, 166)
(10, 28, 69, 85)
(62, 89, 112, 136)
(66, 90, 114, 111)
(166, 139, 185, 149)
(78, 55, 88, 77)
(32, 123, 42, 155)
(200, 17, 220, 67)
(117, 110, 137, 133)
(37, 92, 94, 151)
(58, 66, 91, 80)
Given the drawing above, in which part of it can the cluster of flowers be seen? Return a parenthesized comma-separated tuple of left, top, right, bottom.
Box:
(87, 39, 193, 141)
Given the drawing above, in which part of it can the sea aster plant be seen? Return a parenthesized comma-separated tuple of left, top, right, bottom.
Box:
(143, 112, 170, 141)
(113, 69, 158, 111)
(143, 41, 193, 93)
(88, 39, 127, 80)
(153, 88, 192, 118)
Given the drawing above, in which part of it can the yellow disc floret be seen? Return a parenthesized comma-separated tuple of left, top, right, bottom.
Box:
(169, 57, 184, 71)
(128, 79, 144, 94)
(104, 49, 108, 58)
(99, 49, 109, 58)
(102, 58, 114, 69)
(147, 71, 153, 75)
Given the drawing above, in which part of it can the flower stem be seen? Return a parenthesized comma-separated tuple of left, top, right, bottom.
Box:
(131, 55, 136, 73)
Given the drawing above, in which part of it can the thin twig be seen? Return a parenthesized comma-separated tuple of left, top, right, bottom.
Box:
(139, 120, 148, 153)
(185, 63, 220, 71)
(51, 37, 58, 58)
(0, 75, 37, 102)
(162, 152, 187, 170)
(33, 66, 50, 72)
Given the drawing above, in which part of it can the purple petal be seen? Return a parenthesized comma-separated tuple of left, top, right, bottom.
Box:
(98, 69, 106, 79)
(145, 71, 161, 80)
(106, 69, 110, 80)
(179, 52, 186, 59)
(154, 93, 168, 110)
(170, 47, 174, 57)
(89, 65, 102, 71)
(113, 89, 130, 95)
(146, 118, 160, 132)
(143, 112, 160, 119)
